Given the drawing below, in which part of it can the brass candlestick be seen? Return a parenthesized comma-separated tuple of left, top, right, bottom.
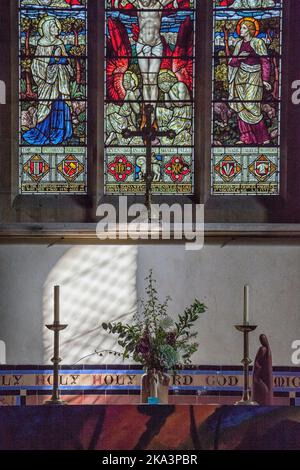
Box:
(234, 324, 258, 406)
(45, 286, 68, 405)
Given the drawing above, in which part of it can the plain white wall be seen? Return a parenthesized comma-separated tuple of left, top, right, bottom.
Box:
(0, 245, 67, 364)
(0, 243, 299, 365)
(137, 243, 300, 366)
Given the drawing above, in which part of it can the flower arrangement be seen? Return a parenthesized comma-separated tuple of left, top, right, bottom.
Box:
(102, 270, 207, 371)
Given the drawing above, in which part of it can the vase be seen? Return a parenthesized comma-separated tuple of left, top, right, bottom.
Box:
(141, 369, 170, 404)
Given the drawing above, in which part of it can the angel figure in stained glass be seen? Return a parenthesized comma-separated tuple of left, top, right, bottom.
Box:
(23, 16, 74, 145)
(156, 15, 193, 146)
(228, 18, 272, 145)
(157, 70, 192, 145)
(106, 18, 141, 145)
(106, 71, 141, 145)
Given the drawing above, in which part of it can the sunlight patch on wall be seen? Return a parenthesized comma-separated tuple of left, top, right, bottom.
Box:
(43, 245, 137, 365)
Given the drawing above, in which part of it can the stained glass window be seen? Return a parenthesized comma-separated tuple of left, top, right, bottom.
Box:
(19, 0, 87, 194)
(104, 0, 195, 195)
(212, 0, 282, 195)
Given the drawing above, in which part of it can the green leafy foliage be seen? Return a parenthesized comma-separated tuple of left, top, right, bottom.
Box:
(20, 79, 27, 96)
(102, 270, 207, 371)
(70, 82, 86, 100)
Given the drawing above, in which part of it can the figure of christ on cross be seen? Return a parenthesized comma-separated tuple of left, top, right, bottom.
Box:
(115, 0, 179, 128)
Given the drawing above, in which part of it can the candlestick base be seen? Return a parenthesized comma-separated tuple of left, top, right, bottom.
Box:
(235, 399, 258, 406)
(44, 399, 67, 406)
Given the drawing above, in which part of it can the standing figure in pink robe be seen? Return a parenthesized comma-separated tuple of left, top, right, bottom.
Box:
(228, 18, 272, 145)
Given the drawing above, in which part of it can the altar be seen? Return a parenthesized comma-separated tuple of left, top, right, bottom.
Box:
(0, 405, 299, 450)
(0, 364, 299, 407)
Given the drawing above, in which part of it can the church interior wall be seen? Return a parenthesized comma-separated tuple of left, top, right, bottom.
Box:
(0, 242, 298, 366)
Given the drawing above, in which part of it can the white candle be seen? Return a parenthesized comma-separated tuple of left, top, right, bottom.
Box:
(243, 285, 249, 325)
(54, 286, 60, 324)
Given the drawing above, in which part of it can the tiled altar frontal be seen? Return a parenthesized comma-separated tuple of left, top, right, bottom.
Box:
(0, 365, 299, 406)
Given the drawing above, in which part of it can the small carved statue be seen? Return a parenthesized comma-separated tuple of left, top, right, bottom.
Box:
(253, 334, 273, 405)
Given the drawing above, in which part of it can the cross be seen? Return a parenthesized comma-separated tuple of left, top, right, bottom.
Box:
(122, 104, 176, 221)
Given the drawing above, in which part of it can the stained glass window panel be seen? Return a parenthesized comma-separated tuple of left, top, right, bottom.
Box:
(214, 0, 281, 8)
(20, 0, 87, 9)
(19, 0, 87, 194)
(211, 0, 282, 195)
(104, 0, 195, 195)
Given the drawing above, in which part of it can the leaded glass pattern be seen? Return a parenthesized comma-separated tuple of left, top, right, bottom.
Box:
(19, 0, 87, 194)
(212, 0, 282, 195)
(104, 0, 195, 195)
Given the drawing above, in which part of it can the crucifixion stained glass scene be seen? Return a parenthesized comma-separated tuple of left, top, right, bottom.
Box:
(105, 0, 195, 195)
(19, 0, 87, 194)
(212, 0, 282, 195)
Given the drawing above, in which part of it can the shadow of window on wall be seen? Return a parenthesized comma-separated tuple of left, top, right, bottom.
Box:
(42, 245, 138, 365)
